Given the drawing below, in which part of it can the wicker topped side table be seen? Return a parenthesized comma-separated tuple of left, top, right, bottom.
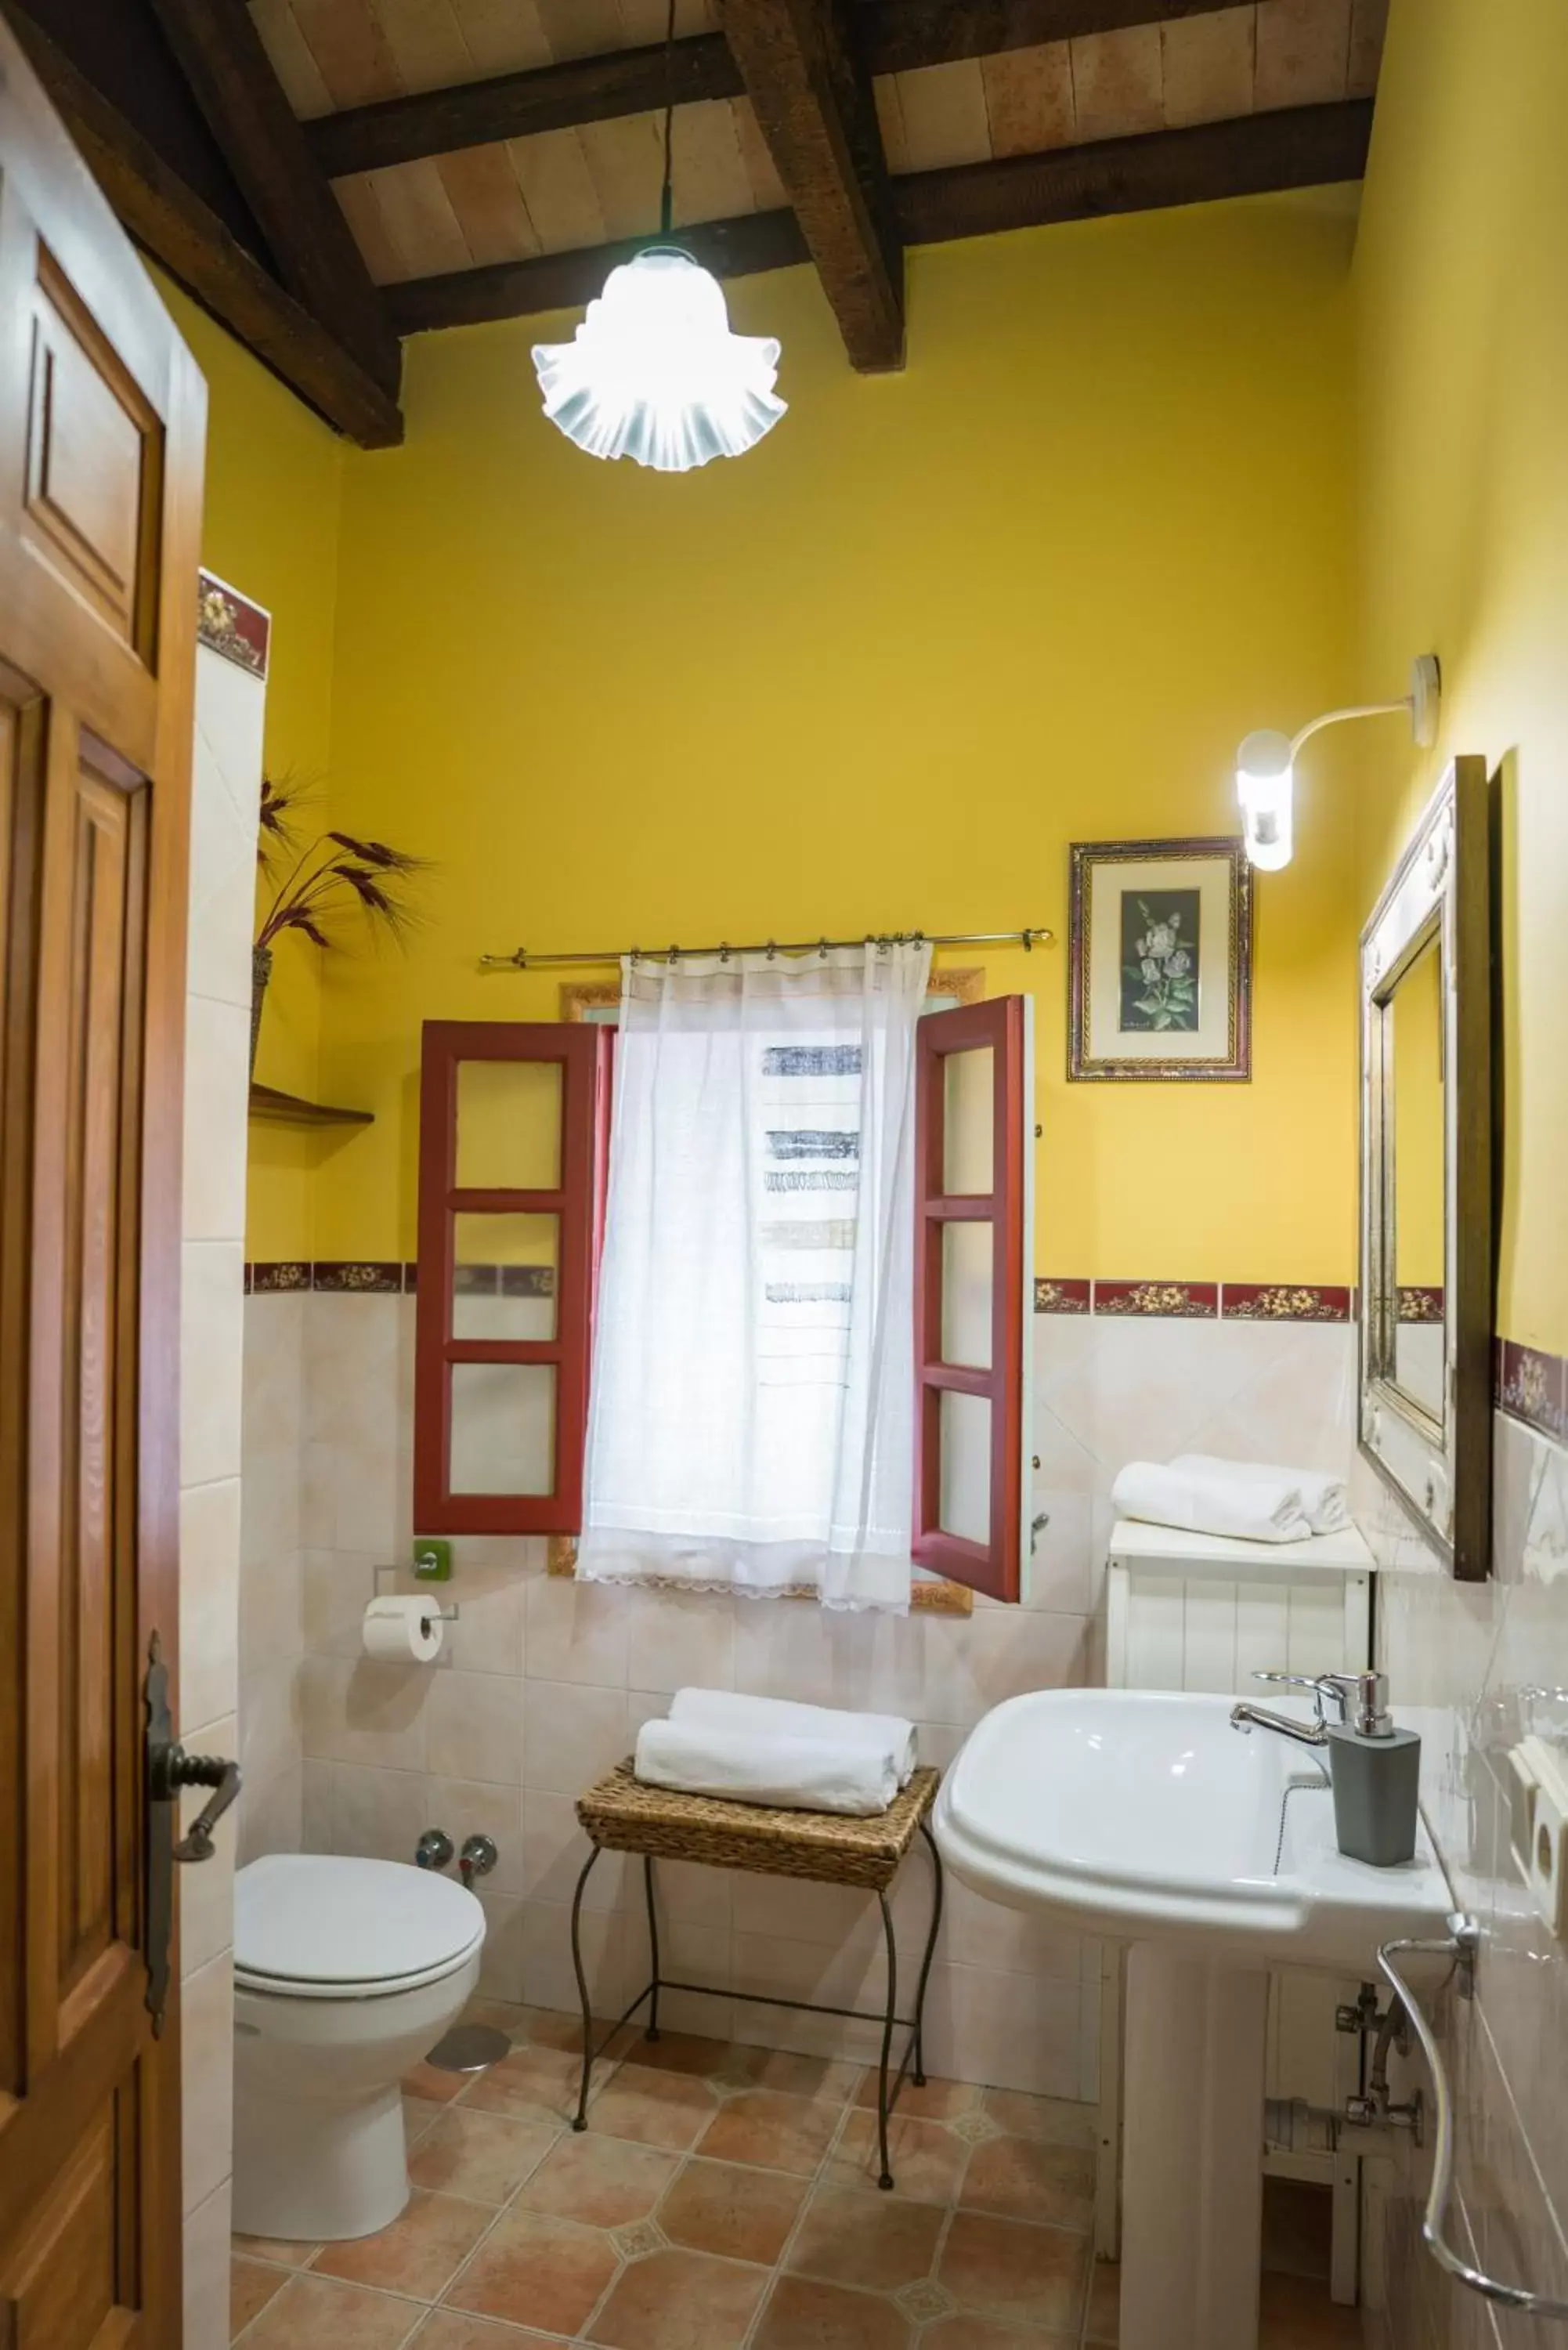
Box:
(571, 1762, 944, 2191)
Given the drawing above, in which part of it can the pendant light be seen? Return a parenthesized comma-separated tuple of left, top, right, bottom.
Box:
(531, 0, 786, 472)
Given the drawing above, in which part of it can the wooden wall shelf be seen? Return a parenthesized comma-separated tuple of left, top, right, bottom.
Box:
(248, 1082, 373, 1129)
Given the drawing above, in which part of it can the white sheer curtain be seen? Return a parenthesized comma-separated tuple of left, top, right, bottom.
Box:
(576, 939, 930, 1612)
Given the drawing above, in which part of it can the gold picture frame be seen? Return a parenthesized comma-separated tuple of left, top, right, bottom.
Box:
(1068, 835, 1253, 1081)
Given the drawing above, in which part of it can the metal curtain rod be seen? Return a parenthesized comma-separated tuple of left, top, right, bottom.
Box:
(479, 927, 1053, 971)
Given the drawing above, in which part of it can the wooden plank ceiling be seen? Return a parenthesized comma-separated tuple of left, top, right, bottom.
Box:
(5, 0, 1387, 443)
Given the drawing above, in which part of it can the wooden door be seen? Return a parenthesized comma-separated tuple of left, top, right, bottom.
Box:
(0, 13, 206, 2345)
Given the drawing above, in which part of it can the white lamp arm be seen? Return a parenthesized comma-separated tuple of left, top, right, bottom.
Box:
(1288, 697, 1410, 757)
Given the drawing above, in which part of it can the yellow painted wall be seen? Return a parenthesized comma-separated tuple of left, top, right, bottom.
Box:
(154, 276, 344, 1259)
(1353, 0, 1568, 1351)
(306, 190, 1362, 1281)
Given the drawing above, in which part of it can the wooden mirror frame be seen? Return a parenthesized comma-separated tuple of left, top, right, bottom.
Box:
(1358, 755, 1494, 1579)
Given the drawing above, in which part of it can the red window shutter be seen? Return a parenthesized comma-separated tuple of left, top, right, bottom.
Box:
(912, 997, 1030, 1603)
(414, 1021, 612, 1534)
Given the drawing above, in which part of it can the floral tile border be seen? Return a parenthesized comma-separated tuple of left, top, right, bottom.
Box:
(1498, 1340, 1567, 1444)
(1093, 1279, 1219, 1318)
(1222, 1283, 1352, 1322)
(197, 569, 269, 678)
(1035, 1278, 1090, 1314)
(1397, 1284, 1445, 1324)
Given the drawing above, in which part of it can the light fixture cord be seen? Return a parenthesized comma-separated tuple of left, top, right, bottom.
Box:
(659, 0, 676, 237)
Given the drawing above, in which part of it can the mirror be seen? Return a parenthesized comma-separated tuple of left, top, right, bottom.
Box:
(1389, 930, 1446, 1423)
(1359, 758, 1493, 1579)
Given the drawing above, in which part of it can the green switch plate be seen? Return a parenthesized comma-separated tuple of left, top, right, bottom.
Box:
(412, 1538, 452, 1582)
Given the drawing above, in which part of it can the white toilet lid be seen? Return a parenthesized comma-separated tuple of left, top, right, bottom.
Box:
(235, 1855, 486, 1997)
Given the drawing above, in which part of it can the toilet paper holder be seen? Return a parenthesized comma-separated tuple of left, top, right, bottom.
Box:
(371, 1561, 459, 1625)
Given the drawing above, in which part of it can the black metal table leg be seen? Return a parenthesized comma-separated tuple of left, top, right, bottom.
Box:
(643, 1854, 662, 2044)
(569, 1844, 602, 2130)
(911, 1820, 945, 2088)
(876, 1890, 898, 2190)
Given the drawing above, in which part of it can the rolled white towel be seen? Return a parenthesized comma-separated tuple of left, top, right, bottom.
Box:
(670, 1687, 916, 1788)
(1111, 1460, 1312, 1545)
(1171, 1454, 1349, 1535)
(634, 1719, 898, 1817)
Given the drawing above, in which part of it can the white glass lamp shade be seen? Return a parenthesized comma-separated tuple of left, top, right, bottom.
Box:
(1236, 727, 1295, 870)
(532, 247, 786, 473)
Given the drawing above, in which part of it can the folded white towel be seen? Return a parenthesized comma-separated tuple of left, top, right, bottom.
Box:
(669, 1688, 917, 1788)
(1171, 1455, 1349, 1535)
(633, 1719, 898, 1817)
(1111, 1461, 1312, 1545)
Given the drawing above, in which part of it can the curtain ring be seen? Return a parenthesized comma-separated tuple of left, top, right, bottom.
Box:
(668, 943, 681, 964)
(765, 940, 777, 960)
(719, 942, 731, 963)
(629, 945, 641, 967)
(818, 938, 829, 958)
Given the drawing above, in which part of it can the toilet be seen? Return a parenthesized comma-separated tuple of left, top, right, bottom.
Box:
(232, 1853, 486, 2242)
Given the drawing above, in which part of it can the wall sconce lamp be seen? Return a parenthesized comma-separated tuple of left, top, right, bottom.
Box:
(1235, 653, 1441, 871)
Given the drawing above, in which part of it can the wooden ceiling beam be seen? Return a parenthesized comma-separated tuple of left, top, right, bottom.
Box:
(142, 0, 401, 397)
(386, 98, 1372, 338)
(305, 0, 1252, 181)
(5, 7, 403, 447)
(717, 0, 903, 371)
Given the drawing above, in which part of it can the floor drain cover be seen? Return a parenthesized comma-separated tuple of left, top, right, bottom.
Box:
(425, 2023, 512, 2073)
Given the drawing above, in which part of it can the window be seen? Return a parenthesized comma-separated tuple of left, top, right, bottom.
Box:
(413, 992, 1031, 1603)
(413, 1022, 612, 1534)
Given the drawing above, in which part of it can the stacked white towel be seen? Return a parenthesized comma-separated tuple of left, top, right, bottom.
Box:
(1110, 1460, 1312, 1545)
(631, 1688, 918, 1817)
(1171, 1454, 1349, 1535)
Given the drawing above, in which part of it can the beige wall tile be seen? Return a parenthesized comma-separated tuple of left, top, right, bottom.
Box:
(179, 1712, 238, 1979)
(182, 994, 251, 1243)
(522, 1787, 626, 1912)
(523, 1679, 629, 1794)
(181, 1242, 246, 1488)
(181, 1950, 234, 2216)
(188, 645, 265, 1012)
(428, 1669, 525, 1785)
(180, 1477, 242, 1735)
(299, 1653, 432, 1771)
(428, 1777, 526, 1892)
(182, 2175, 232, 2350)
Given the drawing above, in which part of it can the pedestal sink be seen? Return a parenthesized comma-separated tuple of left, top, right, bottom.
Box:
(934, 1689, 1451, 2350)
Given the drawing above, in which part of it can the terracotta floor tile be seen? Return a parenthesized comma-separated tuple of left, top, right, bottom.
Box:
(959, 2136, 1094, 2231)
(587, 2246, 768, 2350)
(981, 2090, 1097, 2150)
(588, 2063, 721, 2151)
(658, 2159, 807, 2265)
(240, 2273, 424, 2349)
(403, 2059, 469, 2104)
(463, 2045, 590, 2127)
(314, 2189, 491, 2300)
(938, 2212, 1087, 2332)
(232, 2231, 320, 2268)
(410, 2109, 560, 2205)
(697, 2089, 842, 2177)
(414, 2315, 570, 2348)
(919, 2319, 1076, 2349)
(521, 2007, 637, 2060)
(736, 2048, 861, 2102)
(1258, 2272, 1364, 2348)
(787, 2182, 943, 2294)
(445, 2207, 619, 2334)
(404, 2093, 449, 2149)
(1083, 2258, 1119, 2345)
(230, 2256, 286, 2337)
(623, 2030, 735, 2080)
(854, 2073, 979, 2124)
(518, 2130, 680, 2227)
(752, 2273, 912, 2350)
(823, 2110, 967, 2206)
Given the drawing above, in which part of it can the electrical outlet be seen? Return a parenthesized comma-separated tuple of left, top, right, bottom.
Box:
(1509, 1736, 1568, 1937)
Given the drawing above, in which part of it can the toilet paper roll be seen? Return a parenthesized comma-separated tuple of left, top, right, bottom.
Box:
(362, 1595, 443, 1663)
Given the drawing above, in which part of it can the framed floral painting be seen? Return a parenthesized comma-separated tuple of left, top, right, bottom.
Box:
(1068, 836, 1253, 1081)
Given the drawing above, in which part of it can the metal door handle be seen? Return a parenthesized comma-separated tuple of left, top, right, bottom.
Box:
(143, 1633, 242, 2034)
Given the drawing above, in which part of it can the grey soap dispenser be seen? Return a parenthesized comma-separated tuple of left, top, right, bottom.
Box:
(1322, 1672, 1421, 1866)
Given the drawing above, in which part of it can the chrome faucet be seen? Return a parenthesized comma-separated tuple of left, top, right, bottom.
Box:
(1230, 1669, 1353, 1748)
